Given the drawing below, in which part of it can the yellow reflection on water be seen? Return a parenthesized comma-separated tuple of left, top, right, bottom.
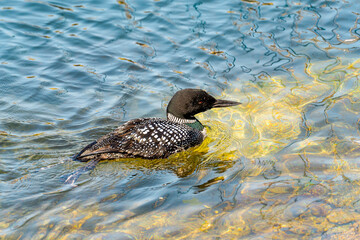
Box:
(115, 58, 360, 239)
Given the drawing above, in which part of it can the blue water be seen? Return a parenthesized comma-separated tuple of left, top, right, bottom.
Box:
(1, 0, 360, 239)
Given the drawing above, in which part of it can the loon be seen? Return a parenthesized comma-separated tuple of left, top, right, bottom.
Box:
(61, 89, 240, 184)
(73, 89, 240, 161)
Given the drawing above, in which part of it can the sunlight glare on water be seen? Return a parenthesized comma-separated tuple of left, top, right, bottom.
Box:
(0, 0, 360, 239)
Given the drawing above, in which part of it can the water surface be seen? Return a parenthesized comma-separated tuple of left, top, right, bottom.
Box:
(1, 0, 360, 239)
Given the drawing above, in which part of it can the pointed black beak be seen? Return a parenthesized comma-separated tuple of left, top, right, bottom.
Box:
(212, 99, 241, 108)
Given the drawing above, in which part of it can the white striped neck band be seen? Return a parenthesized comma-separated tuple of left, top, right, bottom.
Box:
(167, 113, 196, 124)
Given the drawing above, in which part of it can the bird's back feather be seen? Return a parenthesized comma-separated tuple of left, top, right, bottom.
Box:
(74, 118, 204, 161)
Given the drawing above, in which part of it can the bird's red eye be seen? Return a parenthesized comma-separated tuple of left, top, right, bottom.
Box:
(198, 101, 203, 104)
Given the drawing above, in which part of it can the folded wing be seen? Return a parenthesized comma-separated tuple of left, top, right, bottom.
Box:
(74, 118, 204, 161)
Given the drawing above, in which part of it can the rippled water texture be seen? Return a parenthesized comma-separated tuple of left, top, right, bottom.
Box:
(1, 0, 360, 239)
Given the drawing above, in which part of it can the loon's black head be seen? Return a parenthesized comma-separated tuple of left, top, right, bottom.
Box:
(166, 89, 241, 120)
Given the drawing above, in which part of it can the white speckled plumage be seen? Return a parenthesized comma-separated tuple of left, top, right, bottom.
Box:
(73, 89, 240, 161)
(75, 118, 204, 161)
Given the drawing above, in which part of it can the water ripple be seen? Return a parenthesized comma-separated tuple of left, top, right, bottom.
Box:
(1, 0, 360, 238)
